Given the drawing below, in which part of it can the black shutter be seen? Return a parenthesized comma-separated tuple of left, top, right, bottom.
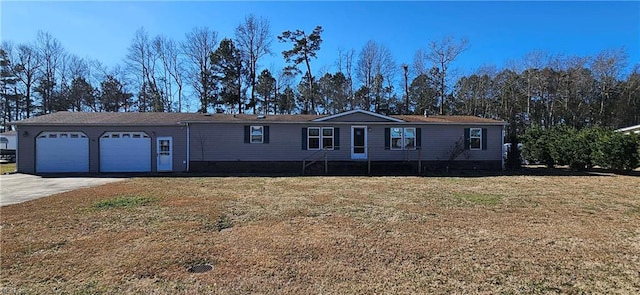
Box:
(482, 128, 487, 150)
(416, 128, 422, 149)
(464, 128, 470, 150)
(334, 128, 340, 150)
(301, 127, 307, 150)
(244, 125, 250, 143)
(384, 128, 390, 150)
(263, 126, 270, 144)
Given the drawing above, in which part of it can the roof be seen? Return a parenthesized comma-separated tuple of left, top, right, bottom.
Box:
(11, 111, 506, 126)
(313, 109, 405, 123)
(0, 130, 17, 136)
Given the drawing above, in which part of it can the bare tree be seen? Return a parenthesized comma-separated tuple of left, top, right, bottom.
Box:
(355, 40, 396, 112)
(126, 27, 163, 112)
(336, 48, 356, 110)
(235, 14, 272, 114)
(590, 48, 628, 124)
(34, 31, 66, 114)
(416, 36, 469, 115)
(14, 43, 41, 118)
(154, 36, 185, 112)
(182, 27, 218, 113)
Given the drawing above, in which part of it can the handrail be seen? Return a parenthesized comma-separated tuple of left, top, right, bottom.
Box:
(302, 146, 340, 174)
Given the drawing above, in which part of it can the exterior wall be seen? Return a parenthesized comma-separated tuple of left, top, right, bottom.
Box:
(16, 125, 187, 174)
(189, 122, 504, 168)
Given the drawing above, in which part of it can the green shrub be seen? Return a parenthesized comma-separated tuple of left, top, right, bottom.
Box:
(594, 132, 640, 171)
(522, 126, 554, 167)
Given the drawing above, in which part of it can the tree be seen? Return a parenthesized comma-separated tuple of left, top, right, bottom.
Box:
(211, 38, 244, 113)
(98, 75, 133, 112)
(278, 26, 323, 114)
(355, 40, 396, 112)
(34, 31, 66, 114)
(0, 46, 21, 127)
(125, 27, 163, 112)
(183, 27, 218, 113)
(254, 69, 275, 114)
(235, 14, 272, 114)
(415, 36, 469, 115)
(590, 48, 628, 126)
(69, 77, 96, 112)
(14, 43, 40, 118)
(277, 85, 296, 114)
(409, 72, 438, 116)
(336, 48, 355, 110)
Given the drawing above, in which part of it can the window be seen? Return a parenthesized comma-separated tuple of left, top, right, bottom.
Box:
(308, 127, 320, 150)
(303, 127, 340, 150)
(388, 127, 417, 150)
(244, 126, 269, 144)
(250, 126, 263, 143)
(391, 128, 403, 149)
(307, 127, 334, 150)
(469, 128, 482, 150)
(322, 127, 334, 149)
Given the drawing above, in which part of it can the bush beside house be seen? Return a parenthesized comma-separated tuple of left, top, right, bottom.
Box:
(522, 126, 640, 171)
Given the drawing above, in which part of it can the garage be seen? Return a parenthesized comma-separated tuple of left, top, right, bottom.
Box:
(36, 131, 89, 173)
(100, 132, 151, 172)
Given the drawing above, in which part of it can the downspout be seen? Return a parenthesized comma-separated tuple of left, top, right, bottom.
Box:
(501, 125, 505, 171)
(186, 123, 190, 172)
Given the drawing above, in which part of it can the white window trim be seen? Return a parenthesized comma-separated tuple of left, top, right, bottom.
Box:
(390, 127, 417, 150)
(470, 127, 482, 150)
(308, 127, 321, 150)
(307, 127, 335, 150)
(250, 126, 264, 144)
(404, 127, 416, 150)
(322, 127, 334, 150)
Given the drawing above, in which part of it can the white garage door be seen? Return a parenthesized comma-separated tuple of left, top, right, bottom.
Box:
(36, 132, 89, 173)
(100, 132, 151, 172)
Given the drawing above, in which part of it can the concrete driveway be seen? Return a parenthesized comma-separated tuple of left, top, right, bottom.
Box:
(0, 174, 125, 206)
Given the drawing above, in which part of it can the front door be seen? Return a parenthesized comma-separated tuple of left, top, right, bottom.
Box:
(157, 136, 172, 171)
(351, 126, 367, 159)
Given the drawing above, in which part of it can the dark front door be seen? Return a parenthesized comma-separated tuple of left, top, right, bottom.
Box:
(351, 126, 367, 159)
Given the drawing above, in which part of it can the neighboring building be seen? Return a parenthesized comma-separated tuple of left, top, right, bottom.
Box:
(615, 124, 640, 135)
(0, 130, 17, 162)
(11, 110, 507, 174)
(0, 130, 16, 150)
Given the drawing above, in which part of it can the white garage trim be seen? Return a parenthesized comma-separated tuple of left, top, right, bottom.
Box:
(36, 132, 89, 173)
(100, 132, 151, 172)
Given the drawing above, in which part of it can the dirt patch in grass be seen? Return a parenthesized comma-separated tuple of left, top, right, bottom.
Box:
(1, 174, 639, 294)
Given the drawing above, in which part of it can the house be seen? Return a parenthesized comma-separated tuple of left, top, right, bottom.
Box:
(11, 110, 507, 174)
(0, 130, 17, 162)
(615, 124, 640, 135)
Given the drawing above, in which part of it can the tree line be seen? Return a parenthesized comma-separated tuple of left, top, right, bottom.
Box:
(1, 14, 638, 135)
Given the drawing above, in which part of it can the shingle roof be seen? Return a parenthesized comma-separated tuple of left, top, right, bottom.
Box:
(393, 115, 505, 124)
(11, 111, 506, 125)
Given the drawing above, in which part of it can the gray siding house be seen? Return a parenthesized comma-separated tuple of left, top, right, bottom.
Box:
(12, 110, 506, 174)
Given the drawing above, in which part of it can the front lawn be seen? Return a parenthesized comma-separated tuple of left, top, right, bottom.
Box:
(1, 174, 639, 294)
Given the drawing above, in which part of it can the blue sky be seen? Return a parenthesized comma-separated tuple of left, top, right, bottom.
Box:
(2, 1, 639, 79)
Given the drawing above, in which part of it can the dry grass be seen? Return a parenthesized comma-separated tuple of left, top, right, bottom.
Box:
(0, 162, 15, 174)
(1, 174, 639, 294)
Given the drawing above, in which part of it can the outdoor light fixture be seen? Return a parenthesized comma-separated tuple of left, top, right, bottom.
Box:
(22, 131, 28, 137)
